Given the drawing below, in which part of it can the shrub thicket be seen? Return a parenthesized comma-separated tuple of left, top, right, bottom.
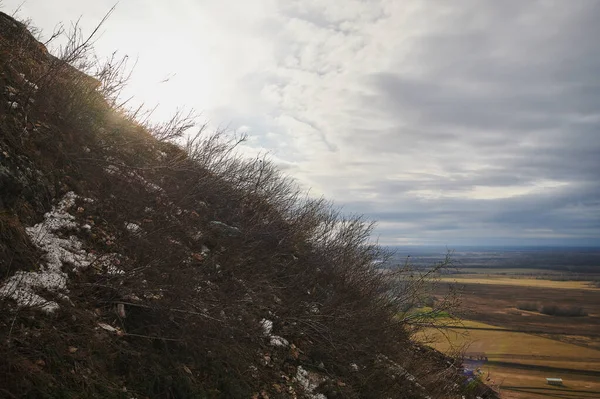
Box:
(517, 302, 587, 317)
(539, 304, 588, 317)
(516, 302, 538, 312)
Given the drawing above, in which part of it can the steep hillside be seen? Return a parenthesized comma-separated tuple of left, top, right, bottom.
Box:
(0, 12, 497, 399)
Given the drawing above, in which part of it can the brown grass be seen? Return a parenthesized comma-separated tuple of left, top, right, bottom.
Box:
(420, 319, 600, 399)
(423, 269, 600, 398)
(434, 280, 600, 341)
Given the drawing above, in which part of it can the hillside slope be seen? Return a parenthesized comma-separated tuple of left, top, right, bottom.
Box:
(0, 12, 497, 399)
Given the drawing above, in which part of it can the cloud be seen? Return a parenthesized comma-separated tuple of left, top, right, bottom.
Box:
(5, 0, 599, 245)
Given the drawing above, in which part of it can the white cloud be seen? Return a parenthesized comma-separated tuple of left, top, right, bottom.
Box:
(5, 0, 599, 245)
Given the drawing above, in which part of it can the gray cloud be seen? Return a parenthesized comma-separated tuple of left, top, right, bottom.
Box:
(327, 1, 600, 245)
(6, 0, 599, 246)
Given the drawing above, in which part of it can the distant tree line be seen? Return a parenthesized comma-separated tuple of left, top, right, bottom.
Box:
(517, 302, 588, 317)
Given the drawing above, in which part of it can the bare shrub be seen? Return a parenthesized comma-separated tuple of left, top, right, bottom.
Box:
(145, 108, 198, 142)
(540, 304, 587, 317)
(517, 302, 538, 311)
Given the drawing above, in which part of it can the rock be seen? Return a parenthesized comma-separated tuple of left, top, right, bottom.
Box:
(209, 221, 242, 237)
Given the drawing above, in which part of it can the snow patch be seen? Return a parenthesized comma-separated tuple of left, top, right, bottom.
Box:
(105, 165, 120, 175)
(295, 366, 326, 399)
(125, 222, 142, 235)
(19, 73, 39, 91)
(270, 335, 289, 347)
(260, 318, 273, 335)
(0, 192, 122, 313)
(260, 318, 289, 347)
(104, 165, 163, 193)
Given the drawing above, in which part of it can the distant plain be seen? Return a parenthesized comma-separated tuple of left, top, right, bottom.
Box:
(393, 247, 600, 399)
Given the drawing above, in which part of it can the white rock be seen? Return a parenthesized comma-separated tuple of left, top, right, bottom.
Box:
(98, 323, 118, 333)
(270, 335, 289, 347)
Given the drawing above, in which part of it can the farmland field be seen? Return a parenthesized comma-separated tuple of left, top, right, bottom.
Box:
(389, 246, 600, 397)
(434, 279, 600, 341)
(438, 275, 599, 290)
(421, 319, 600, 398)
(414, 261, 600, 398)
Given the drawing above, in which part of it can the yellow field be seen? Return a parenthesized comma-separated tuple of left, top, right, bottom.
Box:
(419, 320, 600, 398)
(439, 275, 599, 290)
(455, 268, 564, 275)
(425, 325, 600, 370)
(442, 319, 505, 329)
(489, 366, 600, 399)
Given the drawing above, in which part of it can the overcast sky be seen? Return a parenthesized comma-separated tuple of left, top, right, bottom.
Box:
(5, 0, 600, 246)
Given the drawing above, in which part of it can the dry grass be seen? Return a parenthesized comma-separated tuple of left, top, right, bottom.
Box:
(420, 319, 600, 399)
(492, 367, 600, 399)
(424, 321, 600, 369)
(435, 277, 600, 335)
(425, 269, 600, 398)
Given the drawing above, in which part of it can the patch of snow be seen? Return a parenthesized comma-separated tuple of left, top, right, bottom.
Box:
(260, 318, 289, 347)
(0, 271, 65, 313)
(260, 318, 273, 335)
(145, 182, 163, 193)
(0, 192, 94, 312)
(93, 253, 125, 275)
(125, 222, 142, 235)
(295, 366, 326, 399)
(0, 192, 123, 313)
(8, 101, 18, 109)
(103, 165, 164, 194)
(106, 265, 125, 275)
(270, 335, 289, 347)
(128, 170, 164, 193)
(105, 165, 120, 175)
(18, 73, 39, 92)
(201, 245, 210, 256)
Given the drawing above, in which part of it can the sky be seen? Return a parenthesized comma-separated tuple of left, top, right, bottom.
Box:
(4, 0, 600, 247)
